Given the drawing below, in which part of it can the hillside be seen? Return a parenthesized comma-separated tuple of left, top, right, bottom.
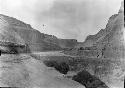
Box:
(0, 14, 78, 52)
(65, 1, 124, 58)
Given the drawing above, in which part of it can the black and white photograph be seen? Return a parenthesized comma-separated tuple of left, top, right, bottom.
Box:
(0, 0, 124, 88)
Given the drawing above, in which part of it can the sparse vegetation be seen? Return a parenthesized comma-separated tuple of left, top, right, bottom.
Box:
(43, 60, 69, 75)
(72, 70, 109, 88)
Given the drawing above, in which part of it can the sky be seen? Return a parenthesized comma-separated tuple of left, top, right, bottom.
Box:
(0, 0, 123, 42)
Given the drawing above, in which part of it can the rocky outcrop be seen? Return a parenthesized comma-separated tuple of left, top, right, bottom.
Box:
(0, 41, 30, 54)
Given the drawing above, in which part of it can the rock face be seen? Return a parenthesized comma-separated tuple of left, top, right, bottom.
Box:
(95, 1, 124, 58)
(0, 14, 30, 53)
(0, 14, 78, 52)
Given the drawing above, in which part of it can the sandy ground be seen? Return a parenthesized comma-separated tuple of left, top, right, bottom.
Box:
(0, 54, 84, 88)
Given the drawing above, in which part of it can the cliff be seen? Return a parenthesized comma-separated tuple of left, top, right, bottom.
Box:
(0, 14, 78, 52)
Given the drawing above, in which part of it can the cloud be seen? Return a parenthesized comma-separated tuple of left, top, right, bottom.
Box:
(0, 0, 123, 41)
